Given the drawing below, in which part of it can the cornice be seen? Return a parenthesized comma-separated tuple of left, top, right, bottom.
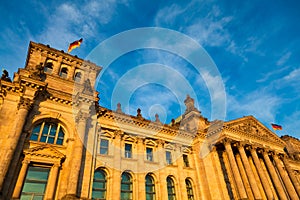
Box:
(98, 109, 195, 140)
(222, 123, 286, 148)
(28, 41, 102, 72)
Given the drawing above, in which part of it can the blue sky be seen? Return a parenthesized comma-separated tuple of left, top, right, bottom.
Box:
(0, 0, 300, 138)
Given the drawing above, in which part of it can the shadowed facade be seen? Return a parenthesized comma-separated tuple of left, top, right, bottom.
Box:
(0, 42, 300, 199)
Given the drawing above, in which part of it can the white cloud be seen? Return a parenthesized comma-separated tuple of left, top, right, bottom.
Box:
(227, 89, 281, 123)
(36, 1, 122, 50)
(276, 52, 291, 66)
(282, 110, 300, 138)
(256, 65, 290, 83)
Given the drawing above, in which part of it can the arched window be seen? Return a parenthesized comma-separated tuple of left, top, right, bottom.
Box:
(44, 62, 53, 73)
(30, 120, 65, 145)
(74, 71, 82, 83)
(185, 179, 194, 200)
(167, 176, 176, 200)
(121, 172, 133, 200)
(145, 174, 155, 200)
(59, 67, 68, 78)
(92, 169, 107, 200)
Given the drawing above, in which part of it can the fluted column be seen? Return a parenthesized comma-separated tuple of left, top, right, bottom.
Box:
(250, 147, 274, 199)
(0, 97, 32, 191)
(282, 156, 300, 197)
(273, 154, 298, 200)
(45, 163, 60, 200)
(262, 150, 288, 200)
(12, 159, 30, 198)
(237, 143, 262, 199)
(66, 111, 89, 197)
(223, 140, 248, 199)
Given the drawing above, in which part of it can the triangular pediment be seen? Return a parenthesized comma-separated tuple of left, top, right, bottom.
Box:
(224, 116, 286, 147)
(24, 144, 65, 159)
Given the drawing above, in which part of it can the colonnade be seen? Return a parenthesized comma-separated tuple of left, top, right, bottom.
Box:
(219, 139, 299, 200)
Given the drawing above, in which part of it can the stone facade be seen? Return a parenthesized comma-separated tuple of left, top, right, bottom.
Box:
(0, 41, 299, 199)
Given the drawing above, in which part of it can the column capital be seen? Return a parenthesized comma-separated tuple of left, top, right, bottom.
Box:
(75, 110, 90, 123)
(113, 130, 123, 139)
(53, 162, 61, 168)
(22, 159, 30, 165)
(157, 139, 165, 147)
(221, 138, 234, 146)
(18, 97, 33, 110)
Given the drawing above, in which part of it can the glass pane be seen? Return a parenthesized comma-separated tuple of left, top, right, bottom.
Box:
(42, 124, 50, 135)
(30, 133, 38, 141)
(93, 181, 105, 189)
(40, 136, 46, 142)
(146, 193, 154, 200)
(122, 173, 131, 182)
(94, 171, 105, 179)
(92, 190, 105, 199)
(101, 139, 109, 147)
(21, 167, 49, 199)
(32, 125, 41, 135)
(56, 138, 63, 145)
(121, 183, 131, 190)
(49, 124, 57, 136)
(47, 137, 54, 144)
(22, 182, 47, 193)
(121, 192, 132, 200)
(100, 148, 108, 155)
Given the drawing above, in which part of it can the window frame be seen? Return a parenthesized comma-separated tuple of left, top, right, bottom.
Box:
(100, 138, 109, 155)
(185, 179, 194, 200)
(59, 67, 68, 78)
(124, 143, 132, 158)
(92, 169, 107, 200)
(145, 174, 155, 200)
(74, 71, 82, 83)
(183, 154, 190, 167)
(146, 147, 154, 162)
(166, 151, 172, 165)
(20, 165, 50, 199)
(30, 120, 65, 145)
(167, 176, 176, 200)
(121, 172, 133, 200)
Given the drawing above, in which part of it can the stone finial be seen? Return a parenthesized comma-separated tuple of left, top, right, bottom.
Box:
(1, 69, 12, 82)
(184, 94, 200, 114)
(171, 118, 175, 126)
(137, 108, 142, 118)
(155, 113, 160, 123)
(116, 103, 123, 113)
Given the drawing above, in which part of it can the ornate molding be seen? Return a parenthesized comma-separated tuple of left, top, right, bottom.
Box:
(18, 97, 33, 110)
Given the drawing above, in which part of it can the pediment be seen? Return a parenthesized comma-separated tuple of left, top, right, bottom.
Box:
(224, 116, 286, 147)
(24, 144, 65, 159)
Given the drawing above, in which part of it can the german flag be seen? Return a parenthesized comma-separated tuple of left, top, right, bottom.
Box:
(68, 38, 83, 53)
(271, 123, 282, 130)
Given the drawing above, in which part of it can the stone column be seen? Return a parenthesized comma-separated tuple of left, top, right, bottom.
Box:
(249, 147, 274, 199)
(282, 156, 300, 197)
(237, 144, 262, 199)
(45, 163, 60, 200)
(262, 150, 288, 200)
(66, 111, 89, 197)
(223, 140, 248, 199)
(0, 97, 32, 192)
(273, 154, 298, 200)
(12, 159, 30, 198)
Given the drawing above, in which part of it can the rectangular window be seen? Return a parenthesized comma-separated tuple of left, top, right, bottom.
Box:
(100, 139, 109, 155)
(21, 166, 50, 199)
(166, 151, 172, 165)
(146, 147, 153, 161)
(183, 154, 190, 167)
(125, 143, 132, 158)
